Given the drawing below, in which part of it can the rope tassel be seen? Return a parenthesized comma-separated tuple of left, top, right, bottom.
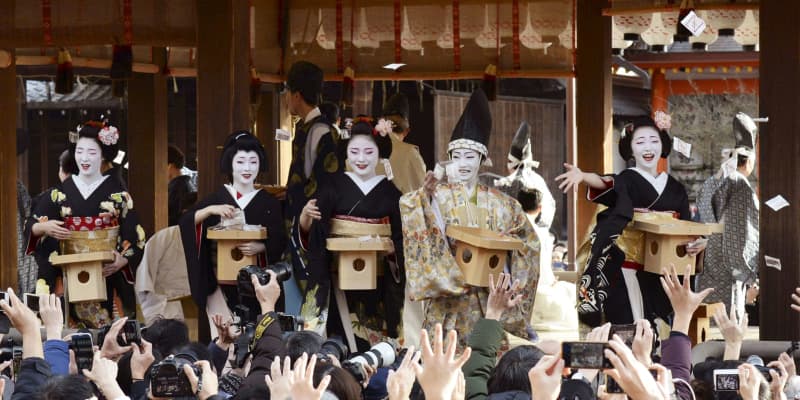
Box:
(55, 48, 74, 94)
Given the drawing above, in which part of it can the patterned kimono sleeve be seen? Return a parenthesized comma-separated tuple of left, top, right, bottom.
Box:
(399, 188, 467, 301)
(25, 187, 63, 254)
(307, 127, 342, 201)
(116, 192, 145, 274)
(718, 177, 760, 283)
(499, 195, 541, 338)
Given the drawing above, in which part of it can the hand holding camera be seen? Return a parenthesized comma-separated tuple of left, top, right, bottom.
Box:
(211, 314, 240, 349)
(630, 319, 654, 368)
(37, 294, 63, 341)
(100, 317, 134, 361)
(184, 360, 219, 400)
(604, 336, 669, 400)
(83, 351, 125, 400)
(253, 270, 281, 315)
(766, 360, 789, 398)
(414, 324, 472, 400)
(737, 363, 764, 400)
(130, 339, 156, 381)
(527, 354, 564, 400)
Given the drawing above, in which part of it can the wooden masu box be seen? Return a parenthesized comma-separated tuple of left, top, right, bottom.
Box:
(327, 219, 392, 290)
(50, 251, 115, 302)
(632, 216, 722, 275)
(207, 228, 268, 281)
(445, 226, 524, 287)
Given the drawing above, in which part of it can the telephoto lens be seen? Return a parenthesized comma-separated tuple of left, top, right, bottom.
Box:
(318, 337, 349, 361)
(342, 342, 396, 383)
(236, 262, 292, 297)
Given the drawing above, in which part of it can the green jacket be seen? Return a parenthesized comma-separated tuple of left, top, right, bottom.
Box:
(462, 318, 505, 400)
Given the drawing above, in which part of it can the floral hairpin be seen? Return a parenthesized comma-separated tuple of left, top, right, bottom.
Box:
(620, 122, 634, 139)
(98, 125, 120, 146)
(654, 110, 671, 131)
(374, 118, 393, 137)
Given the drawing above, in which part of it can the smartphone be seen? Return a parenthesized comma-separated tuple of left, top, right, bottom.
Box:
(23, 294, 40, 313)
(609, 324, 637, 347)
(562, 342, 612, 369)
(0, 292, 7, 313)
(70, 333, 94, 374)
(713, 369, 740, 391)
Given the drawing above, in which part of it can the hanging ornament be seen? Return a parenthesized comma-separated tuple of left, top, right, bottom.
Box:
(734, 10, 759, 51)
(55, 48, 74, 94)
(110, 44, 133, 80)
(613, 13, 653, 42)
(340, 66, 355, 110)
(676, 0, 696, 42)
(706, 9, 746, 37)
(641, 12, 674, 52)
(689, 11, 717, 50)
(519, 3, 548, 51)
(611, 23, 632, 55)
(482, 64, 497, 101)
(249, 67, 261, 105)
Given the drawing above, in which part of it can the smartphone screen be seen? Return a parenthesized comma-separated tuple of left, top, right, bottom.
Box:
(23, 294, 39, 313)
(562, 342, 612, 369)
(609, 324, 637, 347)
(714, 369, 740, 391)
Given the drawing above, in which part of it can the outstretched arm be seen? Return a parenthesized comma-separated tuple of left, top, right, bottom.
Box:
(555, 163, 611, 193)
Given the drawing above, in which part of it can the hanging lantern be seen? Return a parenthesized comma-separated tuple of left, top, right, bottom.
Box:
(734, 10, 759, 51)
(613, 14, 653, 42)
(55, 48, 74, 94)
(559, 20, 573, 49)
(352, 7, 379, 49)
(611, 23, 632, 55)
(482, 64, 497, 101)
(530, 1, 570, 44)
(706, 9, 746, 37)
(437, 5, 454, 49)
(688, 11, 718, 51)
(475, 4, 502, 49)
(340, 67, 355, 109)
(401, 6, 423, 51)
(641, 12, 674, 52)
(519, 5, 548, 50)
(315, 8, 336, 50)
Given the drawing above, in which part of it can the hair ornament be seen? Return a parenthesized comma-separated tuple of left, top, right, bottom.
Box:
(621, 122, 634, 139)
(654, 110, 671, 131)
(374, 118, 394, 137)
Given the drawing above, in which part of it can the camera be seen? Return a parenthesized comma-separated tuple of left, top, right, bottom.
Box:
(149, 353, 201, 398)
(609, 324, 636, 347)
(562, 342, 612, 369)
(236, 263, 292, 298)
(0, 338, 20, 381)
(318, 337, 349, 361)
(714, 369, 740, 391)
(98, 320, 141, 348)
(22, 294, 39, 313)
(342, 342, 396, 383)
(231, 305, 256, 369)
(70, 333, 94, 374)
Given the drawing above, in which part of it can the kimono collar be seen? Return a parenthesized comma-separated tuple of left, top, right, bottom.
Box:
(224, 184, 259, 210)
(629, 167, 668, 195)
(304, 107, 322, 124)
(73, 175, 109, 200)
(344, 172, 386, 195)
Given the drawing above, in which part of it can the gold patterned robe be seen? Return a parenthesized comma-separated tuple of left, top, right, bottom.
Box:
(399, 183, 540, 347)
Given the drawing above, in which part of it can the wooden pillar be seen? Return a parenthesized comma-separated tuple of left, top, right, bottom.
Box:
(652, 70, 669, 173)
(128, 48, 169, 235)
(196, 0, 252, 198)
(575, 0, 613, 247)
(0, 51, 18, 290)
(255, 89, 280, 185)
(759, 0, 800, 340)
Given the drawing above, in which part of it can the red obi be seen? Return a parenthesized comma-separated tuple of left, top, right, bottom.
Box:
(64, 215, 119, 231)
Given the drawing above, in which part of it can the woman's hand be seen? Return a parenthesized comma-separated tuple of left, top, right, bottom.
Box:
(237, 241, 266, 256)
(555, 163, 585, 193)
(387, 347, 421, 400)
(485, 273, 523, 321)
(685, 237, 708, 256)
(195, 204, 236, 224)
(299, 199, 321, 233)
(528, 354, 564, 400)
(33, 220, 72, 240)
(631, 319, 654, 368)
(39, 294, 64, 341)
(211, 314, 239, 350)
(423, 171, 439, 198)
(413, 324, 472, 400)
(100, 317, 133, 361)
(102, 250, 128, 277)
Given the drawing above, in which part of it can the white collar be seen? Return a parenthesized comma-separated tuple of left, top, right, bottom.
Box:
(344, 172, 386, 195)
(304, 107, 322, 124)
(629, 167, 668, 195)
(224, 184, 260, 210)
(73, 175, 109, 200)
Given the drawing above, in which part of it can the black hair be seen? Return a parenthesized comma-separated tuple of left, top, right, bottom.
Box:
(517, 188, 543, 213)
(176, 341, 211, 362)
(168, 144, 186, 169)
(59, 149, 78, 175)
(36, 375, 95, 400)
(232, 382, 269, 400)
(487, 345, 545, 395)
(319, 102, 340, 125)
(219, 130, 268, 181)
(142, 318, 190, 357)
(73, 120, 119, 163)
(313, 363, 363, 400)
(737, 153, 751, 168)
(338, 116, 392, 160)
(287, 61, 324, 106)
(617, 115, 672, 162)
(284, 331, 324, 363)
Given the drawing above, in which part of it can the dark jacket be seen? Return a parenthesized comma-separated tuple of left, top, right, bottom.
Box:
(463, 318, 505, 400)
(240, 312, 284, 391)
(12, 358, 52, 400)
(661, 332, 693, 400)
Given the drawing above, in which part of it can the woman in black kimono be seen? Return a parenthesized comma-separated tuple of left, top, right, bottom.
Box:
(26, 121, 145, 327)
(297, 117, 404, 349)
(179, 131, 286, 320)
(558, 114, 705, 327)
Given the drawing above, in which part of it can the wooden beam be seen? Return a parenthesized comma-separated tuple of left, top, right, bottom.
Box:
(127, 49, 169, 236)
(0, 51, 18, 291)
(602, 2, 758, 16)
(575, 0, 613, 247)
(623, 50, 759, 69)
(759, 0, 800, 340)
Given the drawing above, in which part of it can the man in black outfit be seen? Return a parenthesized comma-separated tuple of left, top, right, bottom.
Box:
(167, 144, 197, 226)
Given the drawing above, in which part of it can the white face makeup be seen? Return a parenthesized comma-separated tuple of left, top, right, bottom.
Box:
(630, 126, 662, 173)
(232, 150, 260, 187)
(74, 137, 103, 179)
(347, 135, 379, 180)
(448, 148, 482, 184)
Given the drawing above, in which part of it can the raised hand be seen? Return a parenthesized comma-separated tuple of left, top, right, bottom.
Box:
(130, 339, 156, 381)
(100, 317, 133, 361)
(265, 356, 295, 400)
(485, 273, 523, 320)
(39, 294, 64, 341)
(660, 264, 713, 335)
(413, 325, 472, 400)
(555, 163, 585, 193)
(290, 353, 330, 400)
(631, 319, 654, 368)
(299, 199, 321, 232)
(252, 270, 281, 315)
(184, 360, 219, 400)
(527, 354, 564, 400)
(387, 347, 421, 400)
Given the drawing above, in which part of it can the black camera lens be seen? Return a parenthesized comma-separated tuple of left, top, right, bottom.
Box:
(319, 337, 349, 361)
(149, 353, 200, 398)
(237, 263, 293, 298)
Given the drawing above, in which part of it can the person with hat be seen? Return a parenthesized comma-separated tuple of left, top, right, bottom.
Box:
(696, 112, 760, 321)
(25, 120, 145, 326)
(376, 93, 427, 194)
(179, 131, 287, 328)
(284, 61, 344, 289)
(399, 89, 540, 348)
